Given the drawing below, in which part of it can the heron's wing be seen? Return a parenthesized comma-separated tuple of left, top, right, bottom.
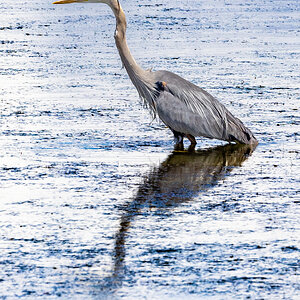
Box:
(155, 70, 226, 122)
(154, 70, 256, 144)
(156, 90, 225, 140)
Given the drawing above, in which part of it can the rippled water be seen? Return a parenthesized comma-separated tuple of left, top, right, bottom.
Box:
(1, 0, 299, 299)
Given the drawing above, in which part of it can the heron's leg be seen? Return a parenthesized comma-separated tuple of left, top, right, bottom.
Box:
(171, 129, 184, 151)
(187, 143, 196, 152)
(174, 141, 184, 151)
(186, 134, 197, 146)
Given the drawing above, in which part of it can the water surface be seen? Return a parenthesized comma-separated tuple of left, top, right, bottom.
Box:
(0, 0, 299, 299)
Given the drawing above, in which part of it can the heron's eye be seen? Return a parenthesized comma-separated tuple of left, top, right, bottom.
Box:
(155, 81, 165, 91)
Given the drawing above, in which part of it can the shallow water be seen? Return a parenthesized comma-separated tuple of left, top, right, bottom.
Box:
(0, 0, 299, 299)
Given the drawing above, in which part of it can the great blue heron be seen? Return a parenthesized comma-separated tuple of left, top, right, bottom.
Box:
(53, 0, 258, 149)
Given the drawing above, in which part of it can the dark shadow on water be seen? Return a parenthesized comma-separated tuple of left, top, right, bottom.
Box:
(100, 143, 256, 295)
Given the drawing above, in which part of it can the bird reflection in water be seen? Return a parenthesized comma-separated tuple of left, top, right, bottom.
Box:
(104, 143, 257, 291)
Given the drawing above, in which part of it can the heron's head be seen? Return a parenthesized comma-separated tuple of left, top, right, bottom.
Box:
(53, 0, 119, 8)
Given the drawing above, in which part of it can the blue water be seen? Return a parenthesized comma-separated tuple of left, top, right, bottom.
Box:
(0, 0, 299, 299)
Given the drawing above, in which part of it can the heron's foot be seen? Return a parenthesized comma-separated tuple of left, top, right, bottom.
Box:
(174, 141, 184, 151)
(187, 143, 196, 152)
(172, 130, 184, 150)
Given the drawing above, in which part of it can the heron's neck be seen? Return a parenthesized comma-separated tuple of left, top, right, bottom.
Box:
(109, 2, 156, 115)
(111, 4, 146, 81)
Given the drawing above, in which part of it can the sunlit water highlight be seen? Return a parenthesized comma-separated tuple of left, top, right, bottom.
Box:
(0, 0, 299, 299)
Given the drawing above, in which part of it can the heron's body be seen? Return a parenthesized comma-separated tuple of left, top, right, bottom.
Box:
(53, 0, 258, 148)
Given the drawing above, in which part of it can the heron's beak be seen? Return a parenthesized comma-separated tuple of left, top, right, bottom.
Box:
(53, 0, 88, 4)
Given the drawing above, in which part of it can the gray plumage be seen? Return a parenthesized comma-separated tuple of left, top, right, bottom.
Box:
(153, 70, 256, 145)
(54, 0, 258, 147)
